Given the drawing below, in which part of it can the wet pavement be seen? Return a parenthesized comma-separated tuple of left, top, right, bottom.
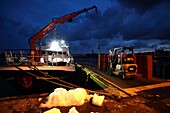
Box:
(137, 86, 170, 113)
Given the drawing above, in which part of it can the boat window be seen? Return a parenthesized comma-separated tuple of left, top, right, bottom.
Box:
(63, 52, 67, 55)
(58, 52, 62, 54)
(41, 51, 67, 55)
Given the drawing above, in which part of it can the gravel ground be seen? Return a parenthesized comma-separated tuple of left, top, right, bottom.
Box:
(0, 91, 168, 113)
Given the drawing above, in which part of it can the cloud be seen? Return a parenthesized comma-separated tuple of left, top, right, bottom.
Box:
(0, 16, 22, 30)
(18, 24, 40, 37)
(120, 2, 170, 40)
(69, 38, 99, 54)
(117, 0, 169, 13)
(49, 0, 170, 53)
(68, 1, 170, 41)
(0, 16, 40, 51)
(0, 0, 169, 53)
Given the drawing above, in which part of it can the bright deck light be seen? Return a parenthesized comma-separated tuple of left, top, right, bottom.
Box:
(50, 41, 61, 51)
(61, 40, 65, 44)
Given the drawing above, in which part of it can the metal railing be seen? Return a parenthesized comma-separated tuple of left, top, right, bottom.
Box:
(4, 49, 74, 66)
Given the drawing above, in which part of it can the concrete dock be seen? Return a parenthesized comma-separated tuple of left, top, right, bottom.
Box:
(0, 63, 170, 113)
(78, 63, 170, 97)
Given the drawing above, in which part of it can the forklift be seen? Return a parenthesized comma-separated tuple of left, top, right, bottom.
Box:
(107, 47, 137, 79)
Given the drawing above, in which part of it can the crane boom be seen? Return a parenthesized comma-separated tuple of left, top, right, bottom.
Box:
(29, 5, 97, 62)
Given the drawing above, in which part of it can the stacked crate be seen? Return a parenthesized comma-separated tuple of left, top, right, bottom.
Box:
(98, 54, 109, 71)
(135, 55, 152, 79)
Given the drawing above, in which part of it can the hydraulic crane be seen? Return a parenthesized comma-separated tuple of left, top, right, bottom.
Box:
(29, 5, 97, 62)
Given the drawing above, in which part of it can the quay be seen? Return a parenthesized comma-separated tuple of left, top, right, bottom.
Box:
(0, 60, 170, 112)
(77, 62, 170, 97)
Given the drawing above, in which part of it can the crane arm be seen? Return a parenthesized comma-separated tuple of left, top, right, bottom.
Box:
(29, 5, 97, 49)
(29, 5, 97, 61)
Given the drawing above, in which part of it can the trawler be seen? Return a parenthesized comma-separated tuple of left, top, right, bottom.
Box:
(40, 38, 74, 67)
(1, 38, 76, 89)
(0, 5, 97, 89)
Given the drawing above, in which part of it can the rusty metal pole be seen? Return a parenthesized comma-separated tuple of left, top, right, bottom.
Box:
(98, 39, 101, 70)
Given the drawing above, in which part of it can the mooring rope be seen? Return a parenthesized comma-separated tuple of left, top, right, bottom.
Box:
(31, 65, 80, 88)
(15, 66, 75, 89)
(15, 66, 112, 97)
(32, 66, 113, 96)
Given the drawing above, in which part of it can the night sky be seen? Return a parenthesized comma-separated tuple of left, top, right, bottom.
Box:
(0, 0, 170, 54)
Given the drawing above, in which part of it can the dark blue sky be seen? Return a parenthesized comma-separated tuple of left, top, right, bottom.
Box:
(0, 0, 170, 54)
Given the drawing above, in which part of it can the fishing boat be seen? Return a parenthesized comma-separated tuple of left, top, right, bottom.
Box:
(0, 38, 76, 89)
(0, 5, 97, 89)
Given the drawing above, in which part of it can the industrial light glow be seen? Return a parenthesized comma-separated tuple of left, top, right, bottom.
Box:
(61, 40, 65, 44)
(50, 41, 61, 51)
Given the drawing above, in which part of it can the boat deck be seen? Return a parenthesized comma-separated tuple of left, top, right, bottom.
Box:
(0, 65, 75, 72)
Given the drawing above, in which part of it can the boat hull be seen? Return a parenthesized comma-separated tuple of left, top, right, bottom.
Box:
(0, 65, 76, 90)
